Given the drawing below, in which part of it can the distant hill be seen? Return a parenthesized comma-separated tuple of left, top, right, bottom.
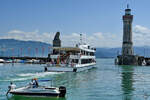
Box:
(0, 39, 149, 58)
(96, 47, 150, 58)
(96, 48, 121, 58)
(0, 39, 51, 57)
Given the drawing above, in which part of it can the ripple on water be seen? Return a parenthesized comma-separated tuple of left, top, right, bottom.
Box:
(0, 72, 64, 82)
(1, 59, 150, 100)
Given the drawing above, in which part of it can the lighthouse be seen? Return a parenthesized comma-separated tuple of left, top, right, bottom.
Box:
(116, 5, 142, 65)
(122, 4, 134, 56)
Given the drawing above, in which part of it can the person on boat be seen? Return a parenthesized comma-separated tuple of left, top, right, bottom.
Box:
(6, 82, 16, 95)
(57, 56, 60, 64)
(33, 78, 39, 88)
(29, 78, 39, 88)
(9, 82, 16, 89)
(29, 79, 34, 86)
(51, 59, 55, 65)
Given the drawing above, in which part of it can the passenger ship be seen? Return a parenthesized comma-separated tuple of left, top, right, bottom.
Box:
(45, 34, 96, 72)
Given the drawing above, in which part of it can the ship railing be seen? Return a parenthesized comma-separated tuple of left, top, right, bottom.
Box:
(80, 55, 95, 59)
(46, 63, 77, 68)
(69, 55, 80, 59)
(50, 55, 60, 58)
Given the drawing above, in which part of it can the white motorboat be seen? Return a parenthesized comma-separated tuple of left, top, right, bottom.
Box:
(45, 34, 96, 72)
(7, 79, 66, 97)
(0, 59, 5, 63)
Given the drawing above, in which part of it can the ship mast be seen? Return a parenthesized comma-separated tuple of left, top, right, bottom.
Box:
(80, 34, 82, 45)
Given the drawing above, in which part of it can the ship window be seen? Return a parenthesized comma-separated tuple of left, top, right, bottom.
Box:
(81, 50, 83, 55)
(90, 52, 94, 56)
(54, 59, 57, 64)
(84, 51, 86, 55)
(72, 59, 78, 64)
(81, 59, 92, 64)
(86, 52, 88, 55)
(53, 49, 59, 54)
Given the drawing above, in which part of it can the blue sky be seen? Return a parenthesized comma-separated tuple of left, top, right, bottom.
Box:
(0, 0, 150, 47)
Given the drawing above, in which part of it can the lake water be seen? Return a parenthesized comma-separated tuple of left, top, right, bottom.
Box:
(0, 58, 150, 100)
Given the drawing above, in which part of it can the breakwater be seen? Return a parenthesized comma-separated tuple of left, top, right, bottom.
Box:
(0, 56, 50, 64)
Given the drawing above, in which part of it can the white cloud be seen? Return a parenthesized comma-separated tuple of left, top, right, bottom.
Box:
(1, 25, 150, 47)
(8, 30, 25, 34)
(1, 29, 55, 44)
(0, 29, 122, 47)
(133, 25, 150, 46)
(134, 25, 150, 35)
(61, 32, 122, 47)
(93, 32, 104, 39)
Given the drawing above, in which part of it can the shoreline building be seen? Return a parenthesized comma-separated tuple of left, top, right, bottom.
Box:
(116, 5, 144, 65)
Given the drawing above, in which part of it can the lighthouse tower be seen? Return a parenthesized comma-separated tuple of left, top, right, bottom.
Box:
(116, 5, 141, 65)
(122, 4, 134, 56)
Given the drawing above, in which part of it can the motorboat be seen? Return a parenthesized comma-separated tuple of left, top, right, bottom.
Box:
(0, 59, 5, 63)
(7, 79, 66, 97)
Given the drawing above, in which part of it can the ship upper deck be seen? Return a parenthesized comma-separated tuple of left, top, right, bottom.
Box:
(53, 47, 80, 52)
(53, 44, 96, 53)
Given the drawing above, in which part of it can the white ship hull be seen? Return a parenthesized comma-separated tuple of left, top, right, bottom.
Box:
(45, 63, 96, 72)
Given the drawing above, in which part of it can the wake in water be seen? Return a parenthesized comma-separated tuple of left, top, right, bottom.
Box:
(0, 72, 64, 82)
(18, 72, 62, 77)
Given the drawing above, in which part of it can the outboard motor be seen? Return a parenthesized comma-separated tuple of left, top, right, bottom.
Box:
(59, 86, 66, 97)
(73, 68, 77, 72)
(44, 67, 48, 72)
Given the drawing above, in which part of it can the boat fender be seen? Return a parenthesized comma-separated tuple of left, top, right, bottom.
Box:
(59, 86, 66, 97)
(73, 68, 77, 72)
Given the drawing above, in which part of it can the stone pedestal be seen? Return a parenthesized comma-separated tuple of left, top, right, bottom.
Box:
(117, 55, 139, 65)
